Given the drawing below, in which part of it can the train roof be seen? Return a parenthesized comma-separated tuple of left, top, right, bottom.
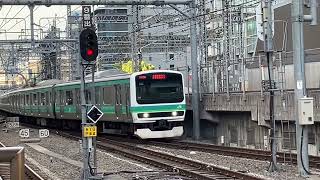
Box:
(0, 70, 182, 96)
(36, 79, 66, 86)
(85, 69, 128, 79)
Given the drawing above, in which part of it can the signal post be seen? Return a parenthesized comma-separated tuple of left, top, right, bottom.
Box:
(79, 6, 103, 180)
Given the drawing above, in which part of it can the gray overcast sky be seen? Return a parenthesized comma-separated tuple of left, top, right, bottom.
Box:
(0, 5, 82, 39)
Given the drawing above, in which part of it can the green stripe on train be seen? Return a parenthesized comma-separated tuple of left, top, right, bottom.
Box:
(101, 105, 115, 114)
(64, 106, 76, 113)
(130, 104, 186, 113)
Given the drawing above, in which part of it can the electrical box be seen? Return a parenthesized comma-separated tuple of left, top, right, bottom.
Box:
(298, 97, 314, 125)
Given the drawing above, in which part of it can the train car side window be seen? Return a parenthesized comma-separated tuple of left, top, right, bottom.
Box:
(26, 94, 29, 105)
(56, 91, 60, 106)
(103, 86, 114, 105)
(85, 90, 91, 104)
(18, 94, 21, 107)
(33, 93, 36, 105)
(59, 90, 63, 105)
(115, 85, 121, 105)
(66, 90, 73, 105)
(20, 94, 23, 106)
(38, 92, 40, 105)
(75, 89, 80, 105)
(12, 95, 15, 107)
(126, 85, 130, 107)
(95, 87, 100, 104)
(121, 85, 127, 107)
(48, 92, 51, 105)
(41, 93, 45, 105)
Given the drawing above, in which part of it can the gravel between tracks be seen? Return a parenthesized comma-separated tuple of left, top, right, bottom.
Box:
(0, 126, 157, 179)
(137, 144, 320, 180)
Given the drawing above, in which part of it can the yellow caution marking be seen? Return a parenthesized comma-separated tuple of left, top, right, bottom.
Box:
(83, 125, 97, 137)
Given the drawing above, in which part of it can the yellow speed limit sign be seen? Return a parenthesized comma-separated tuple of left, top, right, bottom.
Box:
(83, 125, 97, 137)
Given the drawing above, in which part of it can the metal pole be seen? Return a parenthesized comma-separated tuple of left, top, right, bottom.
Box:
(190, 0, 200, 140)
(80, 45, 89, 179)
(91, 63, 97, 175)
(29, 5, 35, 48)
(130, 5, 136, 72)
(264, 0, 277, 172)
(132, 5, 139, 72)
(292, 0, 309, 176)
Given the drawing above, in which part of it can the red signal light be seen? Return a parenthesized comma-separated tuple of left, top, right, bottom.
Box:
(87, 49, 94, 56)
(152, 74, 166, 80)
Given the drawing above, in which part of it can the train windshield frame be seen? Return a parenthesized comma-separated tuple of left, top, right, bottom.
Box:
(135, 73, 184, 104)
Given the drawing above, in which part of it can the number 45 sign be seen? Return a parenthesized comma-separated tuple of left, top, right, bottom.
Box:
(18, 129, 49, 138)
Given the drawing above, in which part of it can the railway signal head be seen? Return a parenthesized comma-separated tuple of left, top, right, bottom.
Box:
(80, 28, 98, 62)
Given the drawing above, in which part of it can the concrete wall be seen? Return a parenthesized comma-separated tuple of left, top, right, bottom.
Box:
(246, 62, 320, 91)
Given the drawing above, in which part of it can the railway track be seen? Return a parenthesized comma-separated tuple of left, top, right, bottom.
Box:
(21, 122, 320, 170)
(147, 140, 320, 169)
(25, 164, 45, 180)
(99, 136, 320, 170)
(57, 131, 263, 180)
(0, 143, 44, 180)
(150, 140, 320, 169)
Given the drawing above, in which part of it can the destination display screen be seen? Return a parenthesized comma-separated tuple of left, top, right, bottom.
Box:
(135, 73, 184, 104)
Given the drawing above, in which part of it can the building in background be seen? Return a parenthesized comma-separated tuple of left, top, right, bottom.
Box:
(94, 5, 191, 73)
(94, 5, 131, 70)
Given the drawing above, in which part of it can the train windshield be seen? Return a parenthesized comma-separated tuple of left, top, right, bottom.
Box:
(135, 73, 184, 104)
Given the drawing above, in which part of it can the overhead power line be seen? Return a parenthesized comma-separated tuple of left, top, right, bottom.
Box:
(0, 5, 26, 29)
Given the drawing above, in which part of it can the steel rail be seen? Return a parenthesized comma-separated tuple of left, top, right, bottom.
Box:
(101, 136, 320, 170)
(57, 131, 263, 180)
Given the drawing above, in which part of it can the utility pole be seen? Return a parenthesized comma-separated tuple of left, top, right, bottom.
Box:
(170, 1, 199, 140)
(131, 5, 139, 72)
(262, 0, 277, 172)
(292, 0, 317, 176)
(29, 4, 35, 48)
(190, 0, 200, 140)
(80, 49, 89, 179)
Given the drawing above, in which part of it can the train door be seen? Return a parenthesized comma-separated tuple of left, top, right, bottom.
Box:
(12, 95, 15, 112)
(21, 94, 25, 114)
(25, 93, 30, 115)
(49, 88, 55, 118)
(55, 90, 62, 118)
(40, 92, 46, 116)
(121, 85, 130, 121)
(101, 86, 115, 120)
(45, 91, 49, 115)
(32, 93, 38, 116)
(20, 94, 24, 114)
(75, 89, 81, 119)
(115, 85, 121, 120)
(63, 90, 75, 119)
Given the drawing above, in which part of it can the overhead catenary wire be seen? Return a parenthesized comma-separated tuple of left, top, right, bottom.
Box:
(0, 5, 26, 29)
(0, 5, 13, 28)
(7, 6, 40, 32)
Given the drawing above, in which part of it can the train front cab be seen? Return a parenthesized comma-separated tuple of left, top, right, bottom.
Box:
(130, 70, 185, 139)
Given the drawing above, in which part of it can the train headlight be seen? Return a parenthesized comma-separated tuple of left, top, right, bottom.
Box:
(143, 113, 150, 118)
(172, 111, 178, 116)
